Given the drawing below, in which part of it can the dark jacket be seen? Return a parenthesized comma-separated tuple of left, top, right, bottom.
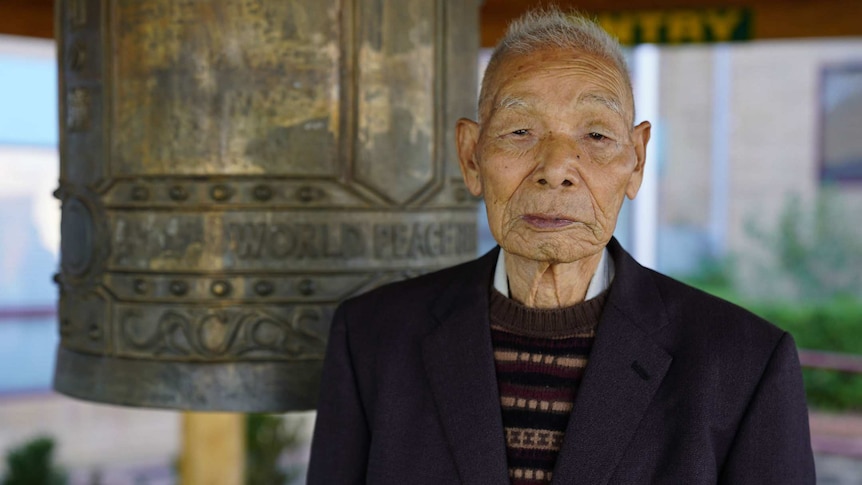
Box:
(308, 239, 815, 484)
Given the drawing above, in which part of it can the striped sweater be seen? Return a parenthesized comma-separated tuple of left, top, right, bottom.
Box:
(489, 288, 607, 484)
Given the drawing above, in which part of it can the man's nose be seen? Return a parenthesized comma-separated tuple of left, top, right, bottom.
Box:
(533, 133, 583, 188)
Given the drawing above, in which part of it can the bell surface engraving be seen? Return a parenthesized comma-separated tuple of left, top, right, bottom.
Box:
(56, 0, 481, 412)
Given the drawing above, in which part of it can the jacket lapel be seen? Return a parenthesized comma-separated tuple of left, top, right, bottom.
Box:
(421, 248, 510, 485)
(552, 240, 673, 484)
(420, 241, 674, 484)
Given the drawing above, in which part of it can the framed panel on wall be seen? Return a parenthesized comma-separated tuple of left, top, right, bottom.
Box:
(820, 63, 862, 182)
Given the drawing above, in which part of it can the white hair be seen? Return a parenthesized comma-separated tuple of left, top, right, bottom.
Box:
(479, 8, 633, 122)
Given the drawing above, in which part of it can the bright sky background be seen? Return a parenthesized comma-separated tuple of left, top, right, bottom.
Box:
(0, 35, 57, 147)
(0, 36, 60, 394)
(0, 35, 60, 257)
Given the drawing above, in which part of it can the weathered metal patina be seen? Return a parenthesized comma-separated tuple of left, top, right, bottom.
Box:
(54, 0, 481, 411)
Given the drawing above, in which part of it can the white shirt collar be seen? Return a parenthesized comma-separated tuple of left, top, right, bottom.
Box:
(493, 247, 614, 300)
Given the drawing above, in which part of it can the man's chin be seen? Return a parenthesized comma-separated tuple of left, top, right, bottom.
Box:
(501, 243, 602, 266)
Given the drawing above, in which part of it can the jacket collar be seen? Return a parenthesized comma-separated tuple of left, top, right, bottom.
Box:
(421, 239, 672, 484)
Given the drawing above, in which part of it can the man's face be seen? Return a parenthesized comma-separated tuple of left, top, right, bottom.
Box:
(457, 48, 650, 264)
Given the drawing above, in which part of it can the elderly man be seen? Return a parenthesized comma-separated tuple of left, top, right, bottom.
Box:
(308, 9, 815, 484)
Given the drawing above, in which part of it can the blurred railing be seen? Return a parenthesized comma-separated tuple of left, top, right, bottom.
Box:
(0, 306, 57, 322)
(799, 350, 862, 374)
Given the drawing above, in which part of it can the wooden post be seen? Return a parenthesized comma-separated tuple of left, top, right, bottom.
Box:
(181, 413, 245, 485)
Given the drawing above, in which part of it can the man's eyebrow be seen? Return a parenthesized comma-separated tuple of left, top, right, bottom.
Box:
(496, 95, 529, 111)
(578, 92, 624, 117)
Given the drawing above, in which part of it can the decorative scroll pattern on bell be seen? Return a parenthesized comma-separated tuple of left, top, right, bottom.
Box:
(54, 0, 481, 412)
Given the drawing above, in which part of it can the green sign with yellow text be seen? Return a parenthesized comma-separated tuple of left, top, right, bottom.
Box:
(594, 8, 752, 45)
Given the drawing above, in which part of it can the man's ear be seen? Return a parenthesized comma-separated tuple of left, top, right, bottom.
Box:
(456, 118, 483, 197)
(625, 120, 651, 200)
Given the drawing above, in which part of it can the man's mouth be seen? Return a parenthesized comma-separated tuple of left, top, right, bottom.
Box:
(521, 214, 576, 229)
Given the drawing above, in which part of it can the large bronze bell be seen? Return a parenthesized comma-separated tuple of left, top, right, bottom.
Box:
(54, 0, 481, 412)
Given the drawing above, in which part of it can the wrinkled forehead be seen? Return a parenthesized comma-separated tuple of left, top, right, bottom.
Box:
(480, 48, 635, 124)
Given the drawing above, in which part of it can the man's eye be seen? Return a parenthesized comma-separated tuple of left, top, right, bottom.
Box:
(511, 129, 530, 136)
(588, 132, 607, 141)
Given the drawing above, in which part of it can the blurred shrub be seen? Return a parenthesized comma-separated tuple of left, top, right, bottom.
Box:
(798, 368, 862, 411)
(1, 436, 66, 485)
(245, 414, 303, 485)
(750, 298, 862, 354)
(745, 192, 862, 301)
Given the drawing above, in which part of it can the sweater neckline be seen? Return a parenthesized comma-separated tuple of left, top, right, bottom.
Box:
(489, 288, 608, 339)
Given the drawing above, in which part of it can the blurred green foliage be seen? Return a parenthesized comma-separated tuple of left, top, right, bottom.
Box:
(245, 414, 303, 485)
(1, 436, 66, 485)
(744, 192, 862, 301)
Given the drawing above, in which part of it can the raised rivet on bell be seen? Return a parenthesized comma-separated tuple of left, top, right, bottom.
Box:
(169, 280, 188, 296)
(298, 279, 315, 296)
(211, 280, 231, 297)
(52, 273, 62, 285)
(252, 184, 273, 201)
(88, 323, 101, 340)
(133, 279, 148, 294)
(131, 185, 150, 201)
(210, 184, 232, 202)
(296, 186, 320, 203)
(169, 185, 188, 201)
(254, 280, 274, 296)
(455, 188, 468, 202)
(60, 319, 72, 337)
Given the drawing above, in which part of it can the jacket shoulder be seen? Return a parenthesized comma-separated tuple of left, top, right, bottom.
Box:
(645, 268, 789, 357)
(654, 270, 778, 325)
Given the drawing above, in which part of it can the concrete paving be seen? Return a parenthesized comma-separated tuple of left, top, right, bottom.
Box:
(817, 454, 862, 485)
(812, 412, 862, 484)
